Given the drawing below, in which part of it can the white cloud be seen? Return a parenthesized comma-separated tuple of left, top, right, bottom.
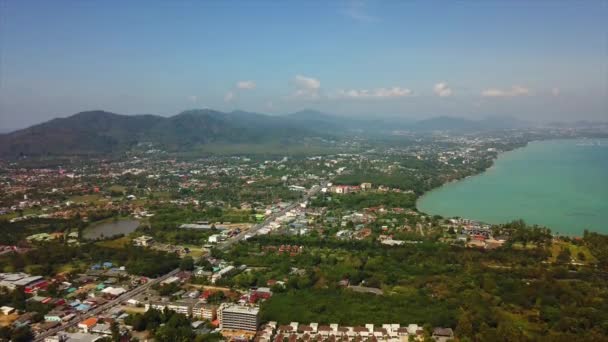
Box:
(551, 87, 560, 96)
(224, 91, 234, 103)
(292, 74, 321, 99)
(342, 0, 378, 23)
(188, 95, 198, 103)
(336, 87, 412, 99)
(236, 80, 256, 90)
(433, 82, 452, 97)
(481, 86, 531, 97)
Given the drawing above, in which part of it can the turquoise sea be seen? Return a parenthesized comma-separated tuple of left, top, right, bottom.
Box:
(417, 139, 608, 235)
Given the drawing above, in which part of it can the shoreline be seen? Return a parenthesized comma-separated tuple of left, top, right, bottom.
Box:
(415, 138, 608, 236)
(416, 140, 532, 209)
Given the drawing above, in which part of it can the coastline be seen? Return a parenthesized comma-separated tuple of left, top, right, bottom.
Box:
(416, 140, 532, 211)
(415, 138, 608, 235)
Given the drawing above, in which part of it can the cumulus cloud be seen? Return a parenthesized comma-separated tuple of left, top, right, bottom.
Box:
(433, 82, 452, 97)
(224, 91, 234, 103)
(188, 95, 198, 103)
(336, 87, 412, 99)
(236, 80, 256, 90)
(481, 86, 531, 97)
(292, 74, 321, 99)
(225, 80, 256, 103)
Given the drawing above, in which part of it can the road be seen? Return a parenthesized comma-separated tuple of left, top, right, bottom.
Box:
(219, 182, 325, 250)
(35, 268, 180, 341)
(37, 182, 326, 340)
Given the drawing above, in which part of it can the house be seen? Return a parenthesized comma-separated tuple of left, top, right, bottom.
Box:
(208, 234, 223, 244)
(78, 317, 98, 333)
(432, 327, 454, 342)
(0, 306, 15, 315)
(90, 323, 112, 335)
(133, 235, 154, 247)
(44, 311, 65, 322)
(13, 312, 36, 327)
(101, 287, 127, 297)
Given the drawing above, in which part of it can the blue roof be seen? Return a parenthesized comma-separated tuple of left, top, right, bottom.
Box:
(76, 304, 91, 311)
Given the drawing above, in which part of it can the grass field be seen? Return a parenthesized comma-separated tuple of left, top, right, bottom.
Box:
(549, 240, 597, 264)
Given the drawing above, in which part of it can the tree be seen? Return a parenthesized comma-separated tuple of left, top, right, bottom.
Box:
(111, 321, 120, 342)
(180, 256, 195, 271)
(11, 287, 27, 310)
(11, 326, 34, 342)
(556, 248, 571, 264)
(456, 309, 474, 339)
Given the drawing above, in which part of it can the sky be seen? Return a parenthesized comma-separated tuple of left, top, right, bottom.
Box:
(0, 0, 607, 130)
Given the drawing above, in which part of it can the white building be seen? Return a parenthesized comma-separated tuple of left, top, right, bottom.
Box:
(218, 303, 259, 332)
(193, 303, 217, 320)
(211, 265, 235, 284)
(133, 235, 154, 247)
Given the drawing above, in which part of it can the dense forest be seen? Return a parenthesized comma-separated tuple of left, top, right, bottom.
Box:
(214, 227, 608, 341)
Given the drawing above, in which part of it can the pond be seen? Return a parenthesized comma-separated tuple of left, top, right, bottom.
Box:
(83, 219, 140, 240)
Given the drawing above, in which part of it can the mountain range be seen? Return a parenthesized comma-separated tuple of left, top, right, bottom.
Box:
(0, 109, 530, 156)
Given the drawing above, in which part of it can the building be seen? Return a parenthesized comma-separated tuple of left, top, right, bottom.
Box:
(218, 303, 259, 332)
(145, 299, 199, 316)
(101, 287, 127, 297)
(78, 317, 98, 333)
(211, 265, 235, 284)
(133, 235, 154, 247)
(0, 273, 44, 291)
(208, 234, 223, 244)
(432, 327, 454, 342)
(45, 332, 102, 342)
(44, 311, 65, 322)
(193, 302, 217, 320)
(0, 306, 15, 315)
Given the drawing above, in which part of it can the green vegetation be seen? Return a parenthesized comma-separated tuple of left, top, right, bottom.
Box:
(215, 224, 608, 341)
(311, 191, 417, 210)
(0, 242, 179, 277)
(125, 308, 221, 342)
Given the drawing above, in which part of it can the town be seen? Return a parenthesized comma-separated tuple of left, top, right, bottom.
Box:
(0, 129, 607, 342)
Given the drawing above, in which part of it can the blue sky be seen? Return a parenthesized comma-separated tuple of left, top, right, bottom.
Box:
(0, 0, 606, 129)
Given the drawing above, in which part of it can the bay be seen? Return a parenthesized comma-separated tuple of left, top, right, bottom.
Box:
(417, 139, 608, 235)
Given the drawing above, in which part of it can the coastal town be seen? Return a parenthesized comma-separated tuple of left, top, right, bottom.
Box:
(0, 129, 607, 342)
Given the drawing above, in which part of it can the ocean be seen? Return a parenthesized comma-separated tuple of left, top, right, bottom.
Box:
(417, 139, 608, 235)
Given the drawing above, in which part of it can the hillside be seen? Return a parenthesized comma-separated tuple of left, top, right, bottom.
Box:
(0, 110, 533, 157)
(0, 109, 315, 156)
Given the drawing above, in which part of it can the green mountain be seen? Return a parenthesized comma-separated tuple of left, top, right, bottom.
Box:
(0, 109, 316, 156)
(0, 109, 532, 157)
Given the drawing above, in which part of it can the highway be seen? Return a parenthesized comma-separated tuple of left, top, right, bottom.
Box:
(37, 182, 326, 340)
(34, 268, 180, 341)
(219, 182, 325, 250)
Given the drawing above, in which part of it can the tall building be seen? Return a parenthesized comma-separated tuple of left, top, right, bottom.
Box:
(218, 303, 259, 332)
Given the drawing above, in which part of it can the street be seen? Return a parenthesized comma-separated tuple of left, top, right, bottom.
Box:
(34, 268, 180, 341)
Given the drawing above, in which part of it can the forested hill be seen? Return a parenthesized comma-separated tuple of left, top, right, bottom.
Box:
(0, 109, 319, 156)
(0, 109, 533, 157)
